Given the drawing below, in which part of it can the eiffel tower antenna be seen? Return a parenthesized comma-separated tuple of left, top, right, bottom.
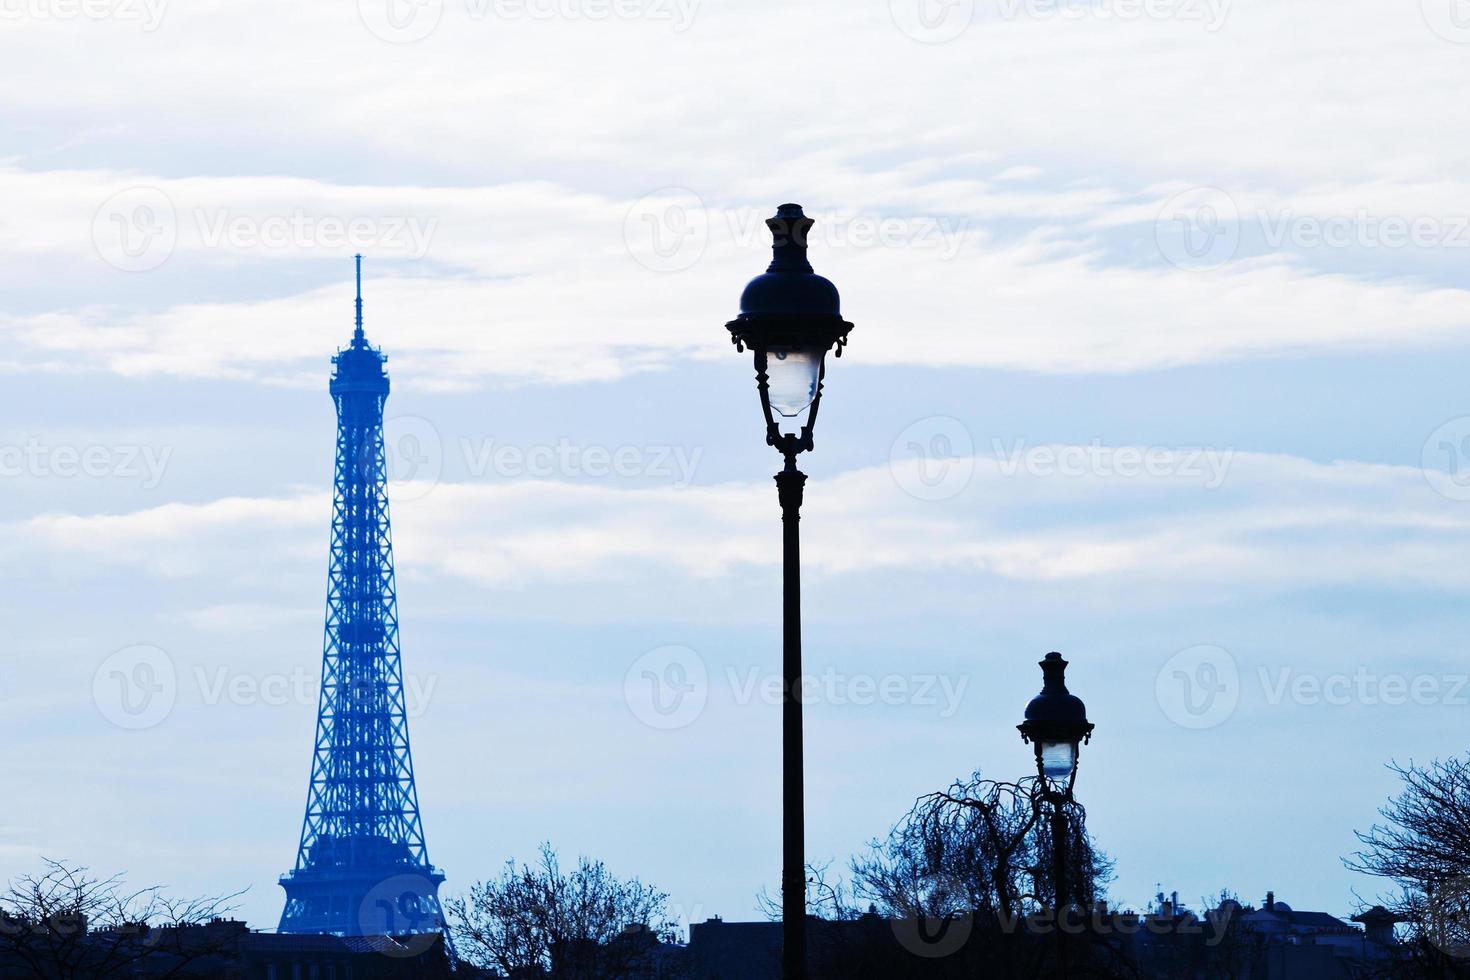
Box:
(354, 254, 365, 343)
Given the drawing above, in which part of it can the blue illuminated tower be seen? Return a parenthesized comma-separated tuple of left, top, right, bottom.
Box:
(279, 256, 446, 937)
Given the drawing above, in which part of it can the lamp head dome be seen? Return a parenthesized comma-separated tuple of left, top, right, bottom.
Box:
(1018, 652, 1094, 745)
(727, 204, 852, 353)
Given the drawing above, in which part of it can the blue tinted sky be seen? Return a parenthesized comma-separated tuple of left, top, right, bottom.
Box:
(4, 0, 1470, 934)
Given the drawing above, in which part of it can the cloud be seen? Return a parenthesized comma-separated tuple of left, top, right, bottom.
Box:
(5, 163, 1470, 388)
(2, 0, 1463, 187)
(14, 450, 1470, 604)
(3, 0, 1470, 387)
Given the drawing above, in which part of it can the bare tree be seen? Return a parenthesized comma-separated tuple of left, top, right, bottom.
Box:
(754, 860, 861, 923)
(0, 858, 242, 980)
(851, 772, 1112, 927)
(446, 843, 681, 980)
(753, 773, 1120, 979)
(1347, 757, 1470, 976)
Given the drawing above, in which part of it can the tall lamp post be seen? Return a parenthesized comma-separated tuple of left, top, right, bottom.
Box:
(726, 204, 853, 980)
(1018, 652, 1094, 980)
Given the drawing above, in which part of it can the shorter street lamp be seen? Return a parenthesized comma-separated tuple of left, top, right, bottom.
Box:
(1018, 652, 1094, 979)
(726, 203, 853, 980)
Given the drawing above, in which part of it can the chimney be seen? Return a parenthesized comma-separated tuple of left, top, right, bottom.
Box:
(1265, 891, 1275, 913)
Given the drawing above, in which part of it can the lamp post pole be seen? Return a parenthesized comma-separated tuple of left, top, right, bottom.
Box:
(777, 454, 807, 980)
(1049, 791, 1069, 980)
(726, 205, 852, 980)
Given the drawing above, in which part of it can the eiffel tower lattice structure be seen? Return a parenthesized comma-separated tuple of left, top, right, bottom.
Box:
(278, 256, 447, 940)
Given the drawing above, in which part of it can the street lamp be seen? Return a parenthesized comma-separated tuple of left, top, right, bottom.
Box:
(726, 203, 853, 980)
(1017, 652, 1093, 979)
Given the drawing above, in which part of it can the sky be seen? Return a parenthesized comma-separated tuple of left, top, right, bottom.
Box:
(3, 0, 1470, 937)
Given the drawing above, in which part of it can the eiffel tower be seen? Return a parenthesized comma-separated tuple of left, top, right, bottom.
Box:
(278, 257, 446, 938)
